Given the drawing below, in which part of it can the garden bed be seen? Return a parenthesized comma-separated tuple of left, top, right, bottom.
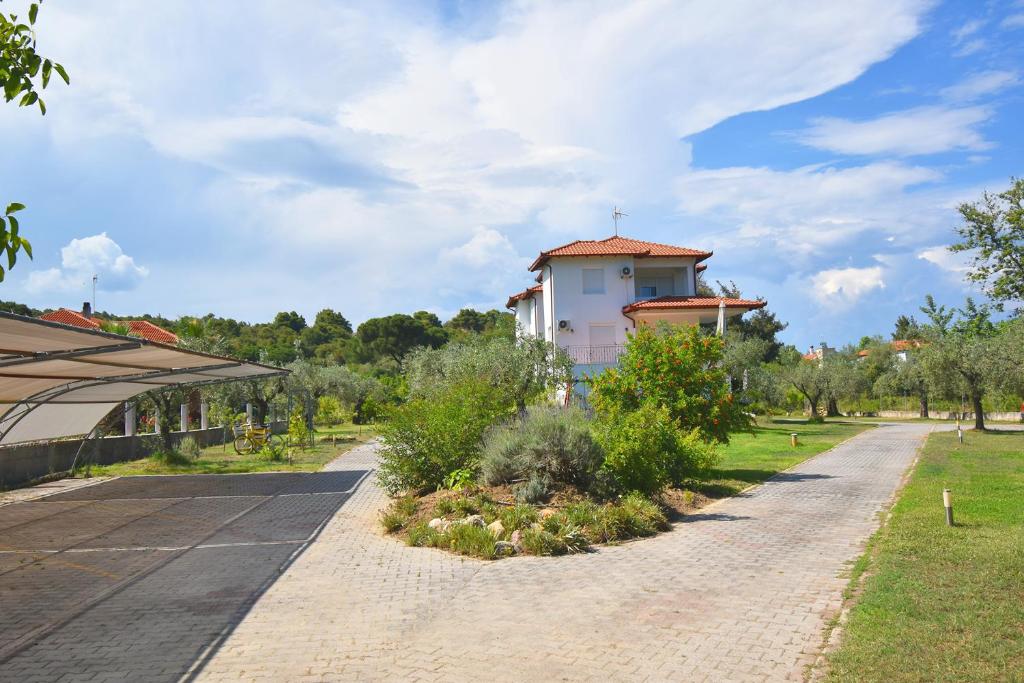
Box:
(381, 487, 670, 559)
(380, 419, 871, 560)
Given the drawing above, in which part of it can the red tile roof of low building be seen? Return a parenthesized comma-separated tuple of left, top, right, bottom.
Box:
(857, 339, 925, 357)
(126, 320, 179, 344)
(529, 235, 713, 271)
(622, 296, 766, 315)
(39, 308, 101, 329)
(506, 285, 543, 309)
(39, 309, 178, 344)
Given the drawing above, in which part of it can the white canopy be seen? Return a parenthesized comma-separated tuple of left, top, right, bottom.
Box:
(0, 312, 287, 445)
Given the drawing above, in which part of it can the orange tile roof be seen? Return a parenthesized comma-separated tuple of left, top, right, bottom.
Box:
(857, 339, 925, 357)
(506, 285, 542, 309)
(622, 296, 766, 315)
(39, 309, 178, 344)
(39, 308, 101, 329)
(529, 235, 713, 271)
(126, 320, 179, 344)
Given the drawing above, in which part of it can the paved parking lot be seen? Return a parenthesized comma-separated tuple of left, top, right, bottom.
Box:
(0, 469, 370, 682)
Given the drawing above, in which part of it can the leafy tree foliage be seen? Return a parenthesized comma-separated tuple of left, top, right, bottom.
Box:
(589, 324, 751, 443)
(892, 314, 924, 341)
(356, 311, 448, 363)
(1, 1, 70, 280)
(917, 296, 1000, 430)
(950, 178, 1024, 306)
(404, 334, 573, 414)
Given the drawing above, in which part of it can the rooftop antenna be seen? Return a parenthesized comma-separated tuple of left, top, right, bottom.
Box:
(92, 274, 97, 314)
(612, 206, 627, 236)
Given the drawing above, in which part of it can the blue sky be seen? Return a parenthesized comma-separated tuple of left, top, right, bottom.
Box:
(1, 0, 1021, 350)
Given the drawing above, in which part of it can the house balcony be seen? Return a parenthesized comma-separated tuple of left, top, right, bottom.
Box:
(564, 344, 626, 365)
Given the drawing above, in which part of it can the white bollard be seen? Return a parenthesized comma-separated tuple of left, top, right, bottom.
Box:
(200, 402, 209, 430)
(180, 404, 189, 432)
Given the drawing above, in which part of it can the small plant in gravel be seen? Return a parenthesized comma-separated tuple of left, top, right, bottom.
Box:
(406, 521, 444, 548)
(498, 504, 539, 531)
(608, 492, 669, 537)
(520, 527, 567, 555)
(446, 523, 497, 559)
(380, 496, 418, 533)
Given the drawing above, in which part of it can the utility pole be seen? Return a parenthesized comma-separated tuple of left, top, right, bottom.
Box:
(92, 274, 97, 314)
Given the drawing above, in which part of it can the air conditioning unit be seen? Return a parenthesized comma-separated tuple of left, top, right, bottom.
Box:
(558, 320, 572, 332)
(620, 266, 632, 278)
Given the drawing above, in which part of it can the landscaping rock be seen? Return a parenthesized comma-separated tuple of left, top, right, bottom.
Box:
(464, 514, 486, 528)
(428, 518, 450, 532)
(510, 529, 523, 553)
(486, 520, 505, 538)
(494, 541, 516, 556)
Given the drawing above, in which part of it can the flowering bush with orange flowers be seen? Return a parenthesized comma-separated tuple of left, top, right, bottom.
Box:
(588, 324, 752, 444)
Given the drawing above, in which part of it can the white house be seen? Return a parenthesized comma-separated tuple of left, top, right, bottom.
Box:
(506, 235, 766, 371)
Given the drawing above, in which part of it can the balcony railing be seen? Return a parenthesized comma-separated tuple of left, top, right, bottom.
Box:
(564, 344, 626, 365)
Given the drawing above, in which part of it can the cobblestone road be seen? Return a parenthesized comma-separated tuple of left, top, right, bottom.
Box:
(193, 422, 935, 682)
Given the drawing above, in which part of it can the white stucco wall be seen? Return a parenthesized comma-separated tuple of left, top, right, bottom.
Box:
(523, 255, 700, 352)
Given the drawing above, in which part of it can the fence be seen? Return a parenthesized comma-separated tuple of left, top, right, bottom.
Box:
(0, 421, 286, 490)
(564, 344, 626, 365)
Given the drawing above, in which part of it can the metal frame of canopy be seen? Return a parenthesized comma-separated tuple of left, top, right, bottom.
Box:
(0, 312, 288, 446)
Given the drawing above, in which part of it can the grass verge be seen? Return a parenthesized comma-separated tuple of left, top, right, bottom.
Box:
(82, 423, 376, 476)
(826, 428, 1024, 681)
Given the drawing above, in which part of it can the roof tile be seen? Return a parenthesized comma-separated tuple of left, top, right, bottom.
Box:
(622, 296, 766, 314)
(529, 235, 712, 271)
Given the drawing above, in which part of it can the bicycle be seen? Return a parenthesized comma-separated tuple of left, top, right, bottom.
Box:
(232, 423, 286, 459)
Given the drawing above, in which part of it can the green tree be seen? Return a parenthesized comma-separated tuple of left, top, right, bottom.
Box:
(892, 314, 923, 340)
(0, 1, 70, 280)
(589, 324, 751, 443)
(273, 311, 307, 333)
(918, 297, 999, 430)
(356, 312, 448, 363)
(404, 334, 572, 414)
(950, 178, 1024, 306)
(781, 359, 827, 419)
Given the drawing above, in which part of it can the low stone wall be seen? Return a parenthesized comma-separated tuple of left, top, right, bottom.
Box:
(875, 410, 1023, 422)
(0, 422, 286, 490)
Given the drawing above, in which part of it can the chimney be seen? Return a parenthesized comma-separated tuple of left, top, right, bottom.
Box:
(82, 301, 92, 317)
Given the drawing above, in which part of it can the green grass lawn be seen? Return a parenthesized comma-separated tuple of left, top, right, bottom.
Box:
(689, 419, 873, 498)
(82, 423, 376, 477)
(827, 429, 1024, 682)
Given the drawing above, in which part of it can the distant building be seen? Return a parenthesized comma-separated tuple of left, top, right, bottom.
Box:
(856, 339, 924, 362)
(802, 342, 837, 363)
(40, 302, 179, 344)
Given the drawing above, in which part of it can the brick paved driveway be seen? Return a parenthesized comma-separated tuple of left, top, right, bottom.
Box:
(0, 469, 370, 682)
(187, 422, 936, 683)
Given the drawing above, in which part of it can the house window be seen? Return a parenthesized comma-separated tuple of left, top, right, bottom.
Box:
(582, 268, 605, 294)
(639, 285, 657, 298)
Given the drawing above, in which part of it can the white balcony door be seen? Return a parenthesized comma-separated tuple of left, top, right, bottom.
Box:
(589, 324, 616, 348)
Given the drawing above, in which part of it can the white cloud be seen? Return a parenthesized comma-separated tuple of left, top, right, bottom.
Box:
(940, 70, 1020, 101)
(951, 19, 986, 56)
(796, 106, 993, 156)
(675, 161, 945, 259)
(1000, 13, 1024, 29)
(810, 265, 886, 305)
(917, 244, 972, 275)
(26, 233, 148, 294)
(1, 0, 934, 321)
